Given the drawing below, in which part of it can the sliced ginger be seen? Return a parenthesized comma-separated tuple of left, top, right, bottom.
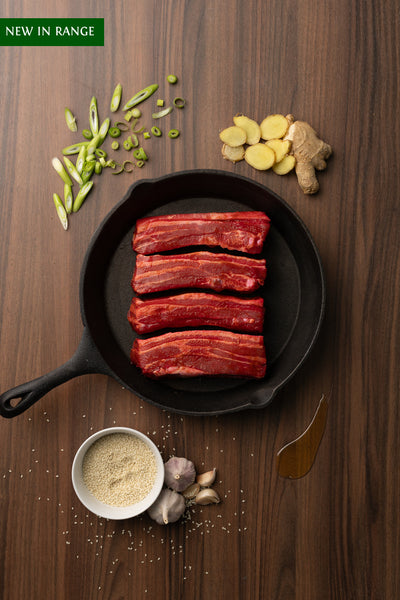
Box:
(265, 139, 291, 163)
(245, 143, 275, 170)
(221, 143, 245, 163)
(272, 154, 296, 175)
(233, 114, 261, 145)
(260, 114, 289, 140)
(219, 126, 246, 147)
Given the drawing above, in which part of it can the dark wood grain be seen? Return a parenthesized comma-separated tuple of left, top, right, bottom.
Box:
(1, 1, 400, 598)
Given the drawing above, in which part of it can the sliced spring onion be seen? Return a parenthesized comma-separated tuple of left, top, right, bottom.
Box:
(167, 74, 178, 84)
(95, 148, 107, 158)
(173, 97, 186, 108)
(73, 181, 94, 212)
(95, 161, 102, 175)
(81, 162, 95, 183)
(105, 160, 116, 168)
(62, 142, 88, 156)
(53, 193, 68, 230)
(143, 131, 151, 139)
(82, 129, 93, 140)
(99, 157, 107, 167)
(65, 108, 77, 132)
(89, 96, 99, 135)
(123, 137, 134, 151)
(111, 141, 120, 150)
(152, 106, 173, 119)
(52, 157, 73, 186)
(109, 127, 121, 138)
(131, 133, 139, 148)
(64, 184, 73, 214)
(131, 108, 142, 118)
(124, 111, 134, 122)
(123, 160, 135, 172)
(76, 144, 87, 174)
(132, 124, 145, 134)
(123, 83, 158, 111)
(97, 118, 110, 145)
(157, 99, 164, 107)
(112, 163, 125, 175)
(86, 134, 101, 156)
(110, 83, 122, 112)
(63, 156, 84, 185)
(114, 121, 129, 131)
(151, 126, 162, 137)
(133, 147, 148, 161)
(136, 160, 145, 168)
(168, 129, 180, 138)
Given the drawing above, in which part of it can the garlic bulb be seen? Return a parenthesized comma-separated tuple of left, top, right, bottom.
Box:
(164, 456, 196, 492)
(147, 488, 186, 525)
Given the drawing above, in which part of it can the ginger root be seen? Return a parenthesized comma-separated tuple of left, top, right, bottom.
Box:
(284, 117, 332, 194)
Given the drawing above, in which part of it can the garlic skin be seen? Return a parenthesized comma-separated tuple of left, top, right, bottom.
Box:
(164, 456, 196, 492)
(195, 488, 221, 505)
(196, 468, 217, 487)
(182, 482, 201, 499)
(147, 488, 186, 525)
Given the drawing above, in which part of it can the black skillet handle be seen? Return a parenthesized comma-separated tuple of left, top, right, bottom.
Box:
(0, 328, 112, 418)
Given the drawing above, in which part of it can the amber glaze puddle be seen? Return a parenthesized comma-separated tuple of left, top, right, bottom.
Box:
(277, 394, 329, 479)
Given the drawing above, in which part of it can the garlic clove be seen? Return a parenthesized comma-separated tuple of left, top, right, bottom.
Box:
(195, 488, 221, 505)
(147, 488, 186, 525)
(196, 468, 217, 487)
(164, 456, 196, 492)
(182, 482, 201, 499)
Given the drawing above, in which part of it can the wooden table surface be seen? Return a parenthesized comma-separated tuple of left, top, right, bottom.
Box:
(1, 2, 399, 599)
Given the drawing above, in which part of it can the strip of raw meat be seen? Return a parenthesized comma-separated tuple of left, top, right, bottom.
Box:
(127, 293, 264, 334)
(132, 211, 271, 254)
(131, 251, 267, 294)
(131, 330, 266, 378)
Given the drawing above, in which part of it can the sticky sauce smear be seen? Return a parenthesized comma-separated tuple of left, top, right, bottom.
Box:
(277, 394, 329, 479)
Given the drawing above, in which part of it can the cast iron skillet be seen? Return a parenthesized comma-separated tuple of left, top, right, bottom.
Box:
(0, 170, 325, 418)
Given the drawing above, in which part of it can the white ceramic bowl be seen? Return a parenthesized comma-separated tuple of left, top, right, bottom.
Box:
(71, 427, 164, 520)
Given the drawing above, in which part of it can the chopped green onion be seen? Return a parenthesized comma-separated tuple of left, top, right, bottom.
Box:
(53, 193, 68, 230)
(132, 124, 145, 134)
(151, 126, 162, 137)
(105, 160, 116, 168)
(131, 108, 142, 118)
(167, 74, 178, 84)
(63, 156, 84, 185)
(81, 162, 95, 183)
(112, 163, 125, 175)
(95, 161, 102, 175)
(109, 127, 121, 138)
(52, 157, 73, 186)
(168, 129, 180, 138)
(111, 141, 119, 150)
(76, 144, 87, 174)
(152, 106, 173, 119)
(97, 118, 110, 145)
(86, 134, 101, 156)
(157, 99, 164, 107)
(133, 147, 148, 161)
(123, 83, 158, 111)
(131, 133, 139, 147)
(89, 96, 99, 135)
(123, 160, 135, 172)
(73, 181, 94, 212)
(173, 97, 186, 108)
(82, 129, 93, 140)
(110, 83, 122, 112)
(136, 160, 145, 168)
(123, 137, 134, 150)
(143, 131, 151, 139)
(64, 184, 73, 214)
(65, 108, 77, 132)
(62, 142, 88, 156)
(114, 121, 129, 131)
(99, 157, 107, 167)
(95, 148, 107, 158)
(124, 111, 134, 122)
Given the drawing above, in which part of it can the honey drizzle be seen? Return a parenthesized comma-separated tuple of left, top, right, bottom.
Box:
(277, 394, 329, 479)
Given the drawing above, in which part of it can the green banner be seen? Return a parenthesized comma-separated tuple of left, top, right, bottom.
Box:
(0, 18, 104, 46)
